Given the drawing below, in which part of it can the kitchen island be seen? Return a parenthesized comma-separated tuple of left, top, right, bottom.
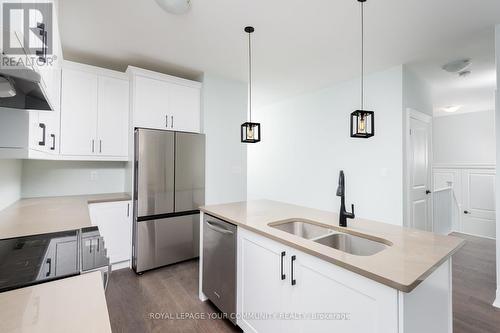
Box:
(0, 272, 111, 333)
(199, 200, 465, 333)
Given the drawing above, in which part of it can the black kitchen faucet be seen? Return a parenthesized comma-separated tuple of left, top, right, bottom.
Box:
(337, 170, 355, 227)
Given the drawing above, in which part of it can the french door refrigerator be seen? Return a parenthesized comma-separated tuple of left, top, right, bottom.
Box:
(133, 128, 205, 273)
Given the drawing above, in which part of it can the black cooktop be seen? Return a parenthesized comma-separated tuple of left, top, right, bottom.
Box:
(0, 230, 80, 293)
(0, 227, 110, 293)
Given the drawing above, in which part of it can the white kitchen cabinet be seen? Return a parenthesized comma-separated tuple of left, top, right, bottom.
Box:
(237, 227, 289, 333)
(236, 228, 451, 333)
(168, 83, 201, 132)
(128, 66, 201, 133)
(60, 61, 129, 159)
(89, 200, 132, 268)
(131, 75, 169, 130)
(60, 68, 98, 156)
(97, 76, 130, 157)
(288, 248, 398, 333)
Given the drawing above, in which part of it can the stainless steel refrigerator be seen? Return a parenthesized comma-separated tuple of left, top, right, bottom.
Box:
(132, 128, 205, 273)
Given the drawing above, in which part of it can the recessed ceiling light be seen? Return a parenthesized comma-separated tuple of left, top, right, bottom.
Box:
(442, 59, 471, 73)
(154, 0, 191, 14)
(441, 105, 462, 113)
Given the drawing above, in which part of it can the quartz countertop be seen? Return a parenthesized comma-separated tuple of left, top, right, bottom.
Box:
(200, 200, 465, 292)
(0, 272, 111, 333)
(0, 193, 131, 239)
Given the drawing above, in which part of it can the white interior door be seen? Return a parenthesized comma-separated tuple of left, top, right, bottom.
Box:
(408, 113, 432, 231)
(462, 170, 496, 238)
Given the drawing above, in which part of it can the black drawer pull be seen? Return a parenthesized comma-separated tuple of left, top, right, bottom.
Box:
(50, 134, 55, 150)
(291, 255, 296, 286)
(280, 251, 286, 280)
(45, 258, 52, 277)
(38, 123, 46, 146)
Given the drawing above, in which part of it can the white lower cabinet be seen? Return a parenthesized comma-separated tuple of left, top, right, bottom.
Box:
(237, 228, 453, 333)
(237, 228, 289, 333)
(238, 228, 401, 333)
(88, 201, 132, 268)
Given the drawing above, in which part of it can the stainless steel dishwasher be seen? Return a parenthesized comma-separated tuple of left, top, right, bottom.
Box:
(202, 214, 237, 324)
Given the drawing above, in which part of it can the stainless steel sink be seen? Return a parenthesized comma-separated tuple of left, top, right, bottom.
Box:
(314, 233, 387, 256)
(270, 220, 331, 239)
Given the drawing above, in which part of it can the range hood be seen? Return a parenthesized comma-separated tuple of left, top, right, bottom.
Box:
(0, 61, 53, 111)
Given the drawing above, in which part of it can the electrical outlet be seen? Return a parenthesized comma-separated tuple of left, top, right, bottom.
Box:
(90, 171, 98, 181)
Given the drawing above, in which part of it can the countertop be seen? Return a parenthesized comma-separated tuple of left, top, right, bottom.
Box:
(0, 272, 112, 333)
(0, 193, 131, 239)
(200, 200, 465, 292)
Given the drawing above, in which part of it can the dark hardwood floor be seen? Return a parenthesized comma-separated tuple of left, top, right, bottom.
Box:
(106, 259, 241, 333)
(106, 233, 499, 333)
(451, 232, 500, 333)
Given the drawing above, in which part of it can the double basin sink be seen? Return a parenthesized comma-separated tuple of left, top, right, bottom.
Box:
(269, 220, 389, 256)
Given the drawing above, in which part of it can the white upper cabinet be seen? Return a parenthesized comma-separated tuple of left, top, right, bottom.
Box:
(60, 68, 99, 156)
(133, 75, 170, 129)
(97, 76, 130, 157)
(128, 67, 201, 133)
(168, 83, 201, 132)
(60, 61, 129, 160)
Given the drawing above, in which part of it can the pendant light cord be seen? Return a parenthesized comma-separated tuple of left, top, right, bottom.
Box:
(361, 1, 364, 110)
(248, 30, 252, 122)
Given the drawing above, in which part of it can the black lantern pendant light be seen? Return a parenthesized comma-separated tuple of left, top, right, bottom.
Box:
(241, 26, 261, 143)
(351, 0, 374, 138)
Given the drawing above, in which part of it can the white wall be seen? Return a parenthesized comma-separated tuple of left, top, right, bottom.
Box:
(202, 74, 247, 205)
(403, 66, 433, 116)
(434, 110, 495, 165)
(494, 24, 500, 308)
(21, 160, 126, 198)
(248, 66, 404, 225)
(0, 159, 22, 210)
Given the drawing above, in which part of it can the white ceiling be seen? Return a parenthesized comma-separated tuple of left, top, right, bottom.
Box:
(407, 28, 496, 117)
(59, 0, 500, 108)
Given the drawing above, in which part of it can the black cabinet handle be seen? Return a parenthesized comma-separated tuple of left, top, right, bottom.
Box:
(38, 123, 46, 146)
(464, 210, 471, 215)
(171, 115, 174, 128)
(50, 134, 55, 150)
(127, 203, 130, 217)
(280, 251, 286, 280)
(291, 255, 296, 286)
(45, 258, 52, 277)
(426, 190, 431, 195)
(166, 115, 169, 128)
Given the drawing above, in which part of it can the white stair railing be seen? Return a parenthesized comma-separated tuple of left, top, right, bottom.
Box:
(433, 187, 454, 235)
(432, 182, 461, 235)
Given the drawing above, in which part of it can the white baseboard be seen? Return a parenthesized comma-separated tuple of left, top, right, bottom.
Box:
(493, 290, 500, 308)
(111, 260, 130, 271)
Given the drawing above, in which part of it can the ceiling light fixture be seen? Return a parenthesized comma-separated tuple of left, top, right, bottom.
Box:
(154, 0, 191, 15)
(350, 0, 374, 139)
(241, 26, 261, 143)
(441, 105, 462, 113)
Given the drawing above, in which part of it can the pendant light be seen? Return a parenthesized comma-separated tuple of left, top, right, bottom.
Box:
(350, 0, 374, 138)
(241, 26, 261, 143)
